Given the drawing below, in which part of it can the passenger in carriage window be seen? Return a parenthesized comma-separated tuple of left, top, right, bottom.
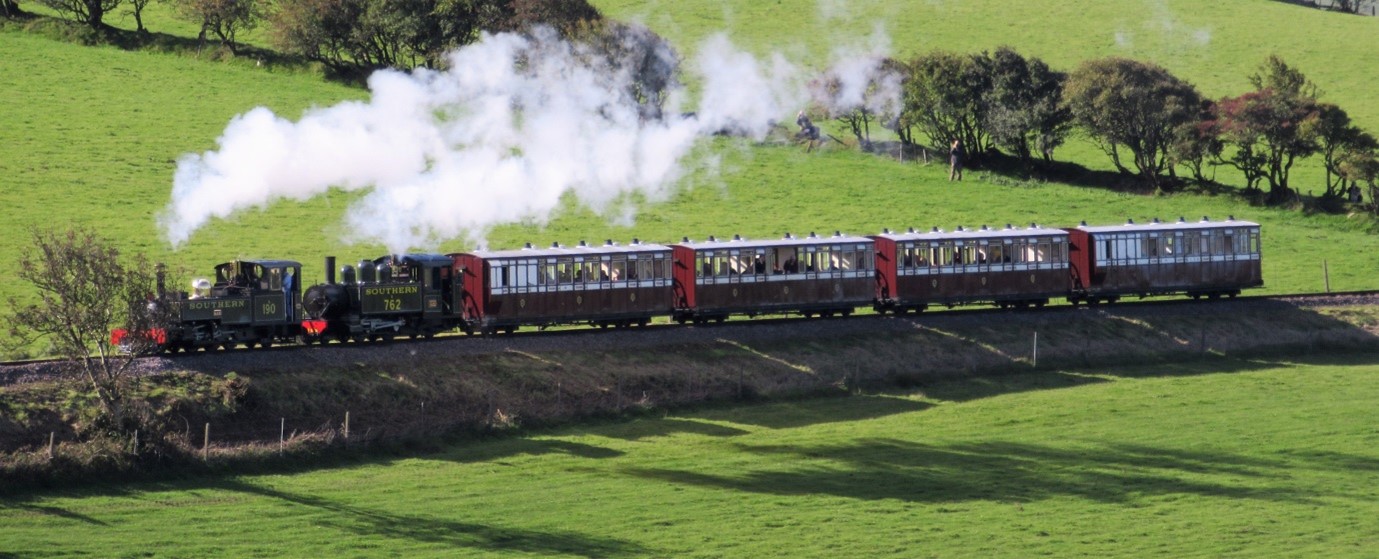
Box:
(754, 255, 766, 274)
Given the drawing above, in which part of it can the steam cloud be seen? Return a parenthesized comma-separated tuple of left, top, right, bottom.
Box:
(162, 25, 895, 253)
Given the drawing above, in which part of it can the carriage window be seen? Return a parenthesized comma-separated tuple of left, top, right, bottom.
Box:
(730, 253, 751, 275)
(658, 256, 671, 280)
(988, 245, 1004, 264)
(935, 245, 953, 267)
(857, 247, 873, 271)
(953, 245, 968, 265)
(835, 249, 854, 271)
(1163, 236, 1176, 256)
(814, 248, 830, 272)
(1249, 231, 1260, 253)
(523, 262, 538, 287)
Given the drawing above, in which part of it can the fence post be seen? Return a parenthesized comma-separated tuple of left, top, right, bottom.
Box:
(344, 411, 350, 443)
(202, 423, 210, 461)
(47, 432, 54, 461)
(132, 429, 138, 454)
(279, 418, 285, 456)
(1032, 331, 1039, 368)
(1323, 260, 1331, 293)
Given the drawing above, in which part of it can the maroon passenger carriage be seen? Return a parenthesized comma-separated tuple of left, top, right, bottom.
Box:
(449, 240, 676, 334)
(669, 232, 876, 323)
(1066, 217, 1263, 304)
(871, 224, 1071, 313)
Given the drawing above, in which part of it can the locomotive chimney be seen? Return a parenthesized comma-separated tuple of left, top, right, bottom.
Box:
(325, 256, 336, 284)
(156, 263, 166, 298)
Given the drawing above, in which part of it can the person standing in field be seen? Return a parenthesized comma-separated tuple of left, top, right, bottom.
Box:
(949, 138, 964, 181)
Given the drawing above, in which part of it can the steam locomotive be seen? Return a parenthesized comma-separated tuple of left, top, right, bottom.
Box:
(122, 217, 1262, 353)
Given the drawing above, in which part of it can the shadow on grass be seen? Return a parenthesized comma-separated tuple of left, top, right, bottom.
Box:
(623, 438, 1326, 506)
(691, 395, 933, 430)
(906, 356, 1286, 403)
(593, 417, 751, 440)
(0, 502, 108, 526)
(436, 437, 624, 464)
(206, 479, 650, 558)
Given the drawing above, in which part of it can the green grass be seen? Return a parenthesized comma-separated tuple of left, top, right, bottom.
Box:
(5, 354, 1379, 557)
(2, 0, 1378, 342)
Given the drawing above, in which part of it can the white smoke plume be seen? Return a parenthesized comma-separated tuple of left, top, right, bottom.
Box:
(162, 27, 805, 252)
(814, 25, 903, 117)
(163, 20, 906, 253)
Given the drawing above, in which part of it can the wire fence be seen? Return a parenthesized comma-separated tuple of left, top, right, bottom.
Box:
(3, 366, 836, 463)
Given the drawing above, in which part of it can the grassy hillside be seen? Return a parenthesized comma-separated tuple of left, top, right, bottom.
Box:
(2, 0, 1378, 346)
(5, 353, 1379, 557)
(598, 0, 1379, 127)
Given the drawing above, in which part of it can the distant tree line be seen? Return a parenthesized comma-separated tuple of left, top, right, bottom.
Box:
(13, 0, 610, 68)
(812, 48, 1378, 208)
(1282, 0, 1377, 16)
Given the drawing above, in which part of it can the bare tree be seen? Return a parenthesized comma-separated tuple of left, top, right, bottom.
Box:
(4, 228, 175, 435)
(176, 0, 262, 53)
(2, 0, 24, 18)
(38, 0, 122, 29)
(127, 0, 156, 34)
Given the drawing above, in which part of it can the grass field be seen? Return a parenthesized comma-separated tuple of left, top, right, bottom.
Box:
(4, 3, 1379, 556)
(4, 353, 1379, 557)
(2, 1, 1379, 324)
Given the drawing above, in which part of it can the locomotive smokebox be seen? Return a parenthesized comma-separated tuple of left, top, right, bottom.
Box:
(325, 256, 336, 284)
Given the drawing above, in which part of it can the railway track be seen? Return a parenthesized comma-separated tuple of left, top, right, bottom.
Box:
(3, 289, 1378, 386)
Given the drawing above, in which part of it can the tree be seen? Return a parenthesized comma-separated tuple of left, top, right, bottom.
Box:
(1209, 57, 1321, 203)
(1063, 57, 1204, 189)
(1307, 103, 1378, 198)
(981, 47, 1069, 163)
(127, 0, 155, 34)
(502, 0, 600, 36)
(570, 20, 679, 122)
(1331, 0, 1364, 14)
(38, 0, 121, 29)
(4, 228, 175, 435)
(1167, 118, 1222, 183)
(902, 50, 992, 159)
(176, 0, 263, 53)
(271, 0, 478, 73)
(2, 0, 24, 18)
(808, 56, 906, 151)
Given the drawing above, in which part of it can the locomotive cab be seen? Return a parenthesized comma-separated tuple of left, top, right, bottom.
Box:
(301, 254, 463, 343)
(142, 259, 304, 352)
